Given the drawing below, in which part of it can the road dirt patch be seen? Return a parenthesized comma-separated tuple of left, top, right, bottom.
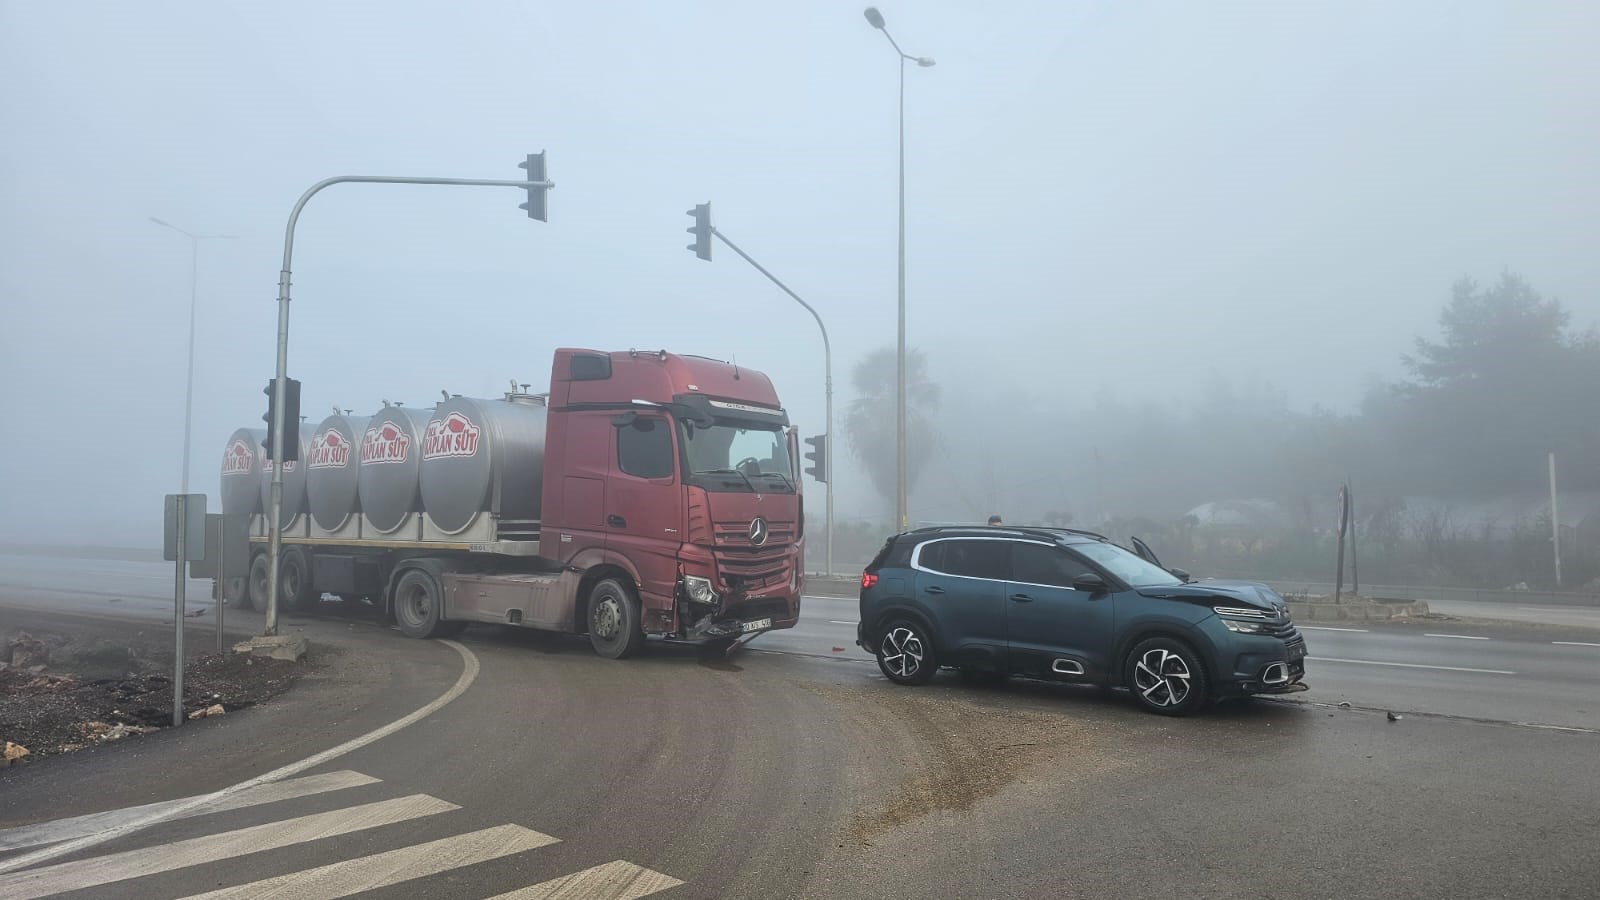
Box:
(1, 623, 306, 762)
(808, 679, 1126, 844)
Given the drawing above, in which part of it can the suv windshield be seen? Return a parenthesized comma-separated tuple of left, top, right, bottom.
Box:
(1071, 540, 1183, 588)
(678, 420, 794, 491)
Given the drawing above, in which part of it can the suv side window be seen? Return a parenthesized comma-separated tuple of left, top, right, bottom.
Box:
(920, 539, 1008, 580)
(1011, 542, 1094, 588)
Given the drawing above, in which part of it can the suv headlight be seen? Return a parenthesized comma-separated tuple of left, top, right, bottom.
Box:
(683, 575, 719, 606)
(1214, 606, 1268, 634)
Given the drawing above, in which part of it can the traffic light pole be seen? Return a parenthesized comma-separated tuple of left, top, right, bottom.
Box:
(708, 228, 833, 577)
(264, 168, 553, 637)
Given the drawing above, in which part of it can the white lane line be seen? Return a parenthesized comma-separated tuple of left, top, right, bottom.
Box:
(175, 824, 558, 900)
(1298, 625, 1369, 633)
(0, 795, 459, 900)
(1308, 656, 1515, 675)
(490, 860, 685, 900)
(828, 620, 858, 626)
(1424, 633, 1491, 640)
(0, 640, 480, 877)
(1552, 641, 1600, 647)
(0, 770, 379, 853)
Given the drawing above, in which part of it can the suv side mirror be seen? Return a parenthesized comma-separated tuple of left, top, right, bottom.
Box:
(1072, 572, 1109, 593)
(1169, 567, 1192, 583)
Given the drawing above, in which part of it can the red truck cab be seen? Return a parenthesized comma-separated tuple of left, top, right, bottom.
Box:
(539, 348, 803, 647)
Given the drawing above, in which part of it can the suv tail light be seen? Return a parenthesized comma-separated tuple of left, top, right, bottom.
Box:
(861, 572, 879, 590)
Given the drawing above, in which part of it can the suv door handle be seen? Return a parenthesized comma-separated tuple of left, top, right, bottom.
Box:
(606, 514, 626, 528)
(924, 586, 946, 595)
(1010, 593, 1034, 603)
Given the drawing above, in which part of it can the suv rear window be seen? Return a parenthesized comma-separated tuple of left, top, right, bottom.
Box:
(866, 537, 912, 571)
(918, 539, 1008, 580)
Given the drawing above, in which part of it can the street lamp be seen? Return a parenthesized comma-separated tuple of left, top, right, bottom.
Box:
(148, 218, 237, 494)
(863, 7, 934, 530)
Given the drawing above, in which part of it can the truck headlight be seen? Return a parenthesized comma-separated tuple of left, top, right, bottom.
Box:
(683, 575, 719, 605)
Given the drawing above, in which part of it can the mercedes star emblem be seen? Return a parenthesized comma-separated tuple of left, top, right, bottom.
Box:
(748, 517, 769, 546)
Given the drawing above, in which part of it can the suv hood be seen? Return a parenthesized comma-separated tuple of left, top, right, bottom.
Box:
(1134, 580, 1286, 613)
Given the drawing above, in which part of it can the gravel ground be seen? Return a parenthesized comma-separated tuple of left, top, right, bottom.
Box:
(1, 623, 304, 761)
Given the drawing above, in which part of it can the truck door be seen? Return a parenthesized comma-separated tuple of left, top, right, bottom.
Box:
(607, 413, 684, 618)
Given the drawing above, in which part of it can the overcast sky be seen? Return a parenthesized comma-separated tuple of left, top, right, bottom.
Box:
(2, 0, 1597, 541)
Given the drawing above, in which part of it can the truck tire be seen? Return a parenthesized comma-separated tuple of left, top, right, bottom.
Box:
(279, 548, 318, 613)
(243, 553, 269, 611)
(586, 577, 645, 659)
(393, 568, 451, 639)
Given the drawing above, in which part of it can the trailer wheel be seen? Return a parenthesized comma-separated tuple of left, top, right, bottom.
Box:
(393, 568, 450, 639)
(279, 548, 318, 613)
(243, 554, 269, 611)
(586, 577, 645, 659)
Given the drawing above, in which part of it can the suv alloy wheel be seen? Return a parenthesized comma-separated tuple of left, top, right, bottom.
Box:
(877, 619, 938, 685)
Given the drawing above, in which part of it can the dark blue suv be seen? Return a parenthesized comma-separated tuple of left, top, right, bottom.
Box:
(856, 526, 1308, 716)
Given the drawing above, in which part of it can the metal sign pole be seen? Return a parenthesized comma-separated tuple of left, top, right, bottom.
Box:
(215, 518, 225, 653)
(172, 494, 187, 727)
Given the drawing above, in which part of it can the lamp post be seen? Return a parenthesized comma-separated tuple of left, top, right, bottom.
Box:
(863, 6, 934, 530)
(148, 218, 237, 493)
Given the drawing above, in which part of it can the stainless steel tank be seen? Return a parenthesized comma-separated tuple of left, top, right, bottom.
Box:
(307, 413, 370, 531)
(220, 428, 265, 516)
(358, 405, 432, 533)
(258, 423, 315, 528)
(419, 395, 548, 534)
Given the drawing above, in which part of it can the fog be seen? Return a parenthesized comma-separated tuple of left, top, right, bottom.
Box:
(2, 1, 1597, 547)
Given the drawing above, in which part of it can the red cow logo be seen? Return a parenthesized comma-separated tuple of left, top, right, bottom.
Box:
(362, 422, 410, 465)
(308, 429, 351, 469)
(221, 440, 255, 476)
(422, 412, 481, 460)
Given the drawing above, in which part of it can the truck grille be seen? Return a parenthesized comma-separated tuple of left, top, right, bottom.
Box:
(713, 523, 797, 546)
(714, 544, 791, 586)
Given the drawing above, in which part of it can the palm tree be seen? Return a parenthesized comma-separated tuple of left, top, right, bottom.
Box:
(845, 347, 941, 511)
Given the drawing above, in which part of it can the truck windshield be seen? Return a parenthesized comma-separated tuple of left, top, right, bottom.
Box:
(678, 420, 795, 492)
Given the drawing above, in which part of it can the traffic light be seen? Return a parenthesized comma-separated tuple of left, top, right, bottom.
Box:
(803, 433, 827, 484)
(518, 152, 549, 222)
(261, 377, 302, 461)
(685, 203, 712, 261)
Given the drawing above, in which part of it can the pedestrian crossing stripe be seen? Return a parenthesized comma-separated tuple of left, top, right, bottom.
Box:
(0, 772, 684, 900)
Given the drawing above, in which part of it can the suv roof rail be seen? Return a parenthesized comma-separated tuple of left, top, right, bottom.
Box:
(902, 524, 1111, 543)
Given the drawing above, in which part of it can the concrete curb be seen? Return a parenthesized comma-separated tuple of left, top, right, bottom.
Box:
(1287, 600, 1431, 622)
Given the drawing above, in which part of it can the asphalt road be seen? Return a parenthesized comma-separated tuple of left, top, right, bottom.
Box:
(3, 554, 1600, 897)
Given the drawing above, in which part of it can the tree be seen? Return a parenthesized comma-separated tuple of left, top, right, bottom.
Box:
(844, 347, 941, 511)
(1377, 271, 1600, 495)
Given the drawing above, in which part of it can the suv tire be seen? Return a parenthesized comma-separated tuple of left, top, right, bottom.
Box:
(876, 619, 937, 685)
(1125, 636, 1210, 716)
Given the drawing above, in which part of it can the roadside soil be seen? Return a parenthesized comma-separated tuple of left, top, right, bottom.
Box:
(0, 619, 306, 763)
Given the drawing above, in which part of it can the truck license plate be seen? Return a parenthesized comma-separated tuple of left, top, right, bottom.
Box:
(742, 618, 772, 633)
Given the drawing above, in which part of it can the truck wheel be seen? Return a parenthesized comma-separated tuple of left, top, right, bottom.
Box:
(243, 554, 269, 611)
(587, 578, 644, 659)
(393, 568, 449, 639)
(279, 549, 318, 613)
(1124, 636, 1211, 717)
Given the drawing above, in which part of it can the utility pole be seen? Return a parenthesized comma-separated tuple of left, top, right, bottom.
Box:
(1549, 451, 1562, 589)
(263, 159, 553, 637)
(684, 204, 834, 575)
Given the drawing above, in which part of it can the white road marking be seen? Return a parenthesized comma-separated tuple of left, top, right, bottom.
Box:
(828, 620, 857, 626)
(1424, 633, 1490, 640)
(1552, 641, 1600, 647)
(490, 860, 685, 900)
(1298, 625, 1369, 633)
(0, 795, 458, 900)
(175, 824, 559, 900)
(0, 640, 480, 876)
(0, 770, 379, 853)
(1308, 656, 1514, 675)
